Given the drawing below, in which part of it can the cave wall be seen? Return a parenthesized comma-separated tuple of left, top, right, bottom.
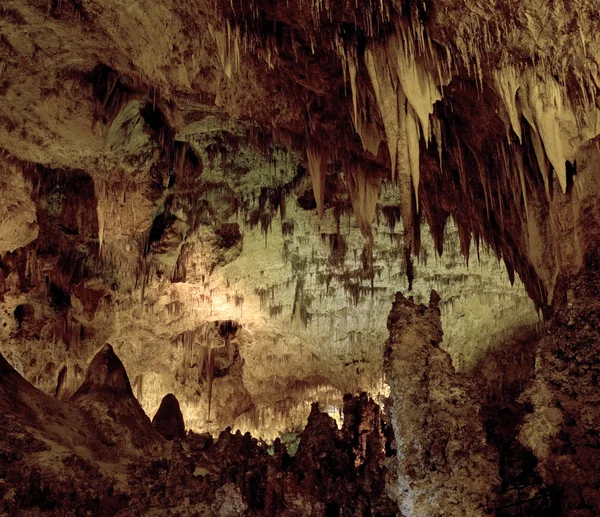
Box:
(1, 0, 600, 514)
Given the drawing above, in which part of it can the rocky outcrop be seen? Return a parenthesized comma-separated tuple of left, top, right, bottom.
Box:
(293, 399, 397, 516)
(71, 343, 163, 451)
(1, 349, 399, 517)
(152, 393, 186, 440)
(519, 246, 600, 516)
(0, 351, 135, 515)
(2, 1, 600, 514)
(384, 290, 500, 516)
(0, 161, 38, 254)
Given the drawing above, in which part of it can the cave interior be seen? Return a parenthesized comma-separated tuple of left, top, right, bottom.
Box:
(1, 0, 600, 516)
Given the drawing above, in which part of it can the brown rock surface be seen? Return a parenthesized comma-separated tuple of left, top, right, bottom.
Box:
(384, 290, 500, 516)
(70, 343, 163, 451)
(519, 246, 600, 516)
(0, 341, 399, 515)
(152, 393, 186, 440)
(1, 0, 600, 513)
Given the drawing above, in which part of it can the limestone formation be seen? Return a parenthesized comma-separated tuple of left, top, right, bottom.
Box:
(384, 291, 501, 516)
(519, 247, 600, 516)
(1, 0, 600, 514)
(71, 344, 162, 451)
(152, 393, 186, 440)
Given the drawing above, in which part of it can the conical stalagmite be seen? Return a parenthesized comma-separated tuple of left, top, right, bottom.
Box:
(71, 344, 161, 450)
(152, 393, 186, 440)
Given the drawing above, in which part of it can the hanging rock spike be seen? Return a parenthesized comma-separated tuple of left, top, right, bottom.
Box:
(344, 161, 381, 238)
(306, 143, 328, 219)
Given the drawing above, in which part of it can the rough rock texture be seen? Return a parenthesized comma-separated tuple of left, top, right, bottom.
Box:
(0, 346, 162, 516)
(384, 290, 500, 516)
(0, 345, 398, 516)
(294, 399, 397, 516)
(1, 0, 600, 512)
(152, 393, 186, 440)
(70, 343, 163, 452)
(0, 161, 38, 254)
(0, 145, 536, 442)
(519, 246, 600, 516)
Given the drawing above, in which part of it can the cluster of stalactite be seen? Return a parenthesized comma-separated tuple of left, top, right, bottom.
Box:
(200, 0, 600, 308)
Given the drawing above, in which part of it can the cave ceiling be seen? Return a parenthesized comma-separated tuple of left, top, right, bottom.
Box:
(1, 0, 599, 438)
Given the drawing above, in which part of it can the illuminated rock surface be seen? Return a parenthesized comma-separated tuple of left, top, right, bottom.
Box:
(385, 291, 500, 516)
(0, 0, 599, 514)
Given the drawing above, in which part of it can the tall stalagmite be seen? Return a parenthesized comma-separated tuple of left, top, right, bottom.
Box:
(384, 291, 500, 516)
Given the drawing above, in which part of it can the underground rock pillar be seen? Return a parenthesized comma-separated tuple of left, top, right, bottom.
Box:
(384, 290, 500, 517)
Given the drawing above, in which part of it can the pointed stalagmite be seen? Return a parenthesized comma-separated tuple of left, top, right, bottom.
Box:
(71, 344, 161, 450)
(152, 393, 186, 440)
(71, 343, 133, 396)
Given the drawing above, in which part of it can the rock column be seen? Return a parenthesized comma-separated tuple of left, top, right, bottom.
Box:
(384, 291, 500, 517)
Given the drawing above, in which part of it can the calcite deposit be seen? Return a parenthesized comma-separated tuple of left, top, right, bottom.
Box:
(1, 0, 599, 514)
(385, 291, 500, 516)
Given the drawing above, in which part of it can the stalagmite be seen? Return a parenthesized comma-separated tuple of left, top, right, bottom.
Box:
(306, 143, 328, 218)
(385, 292, 500, 516)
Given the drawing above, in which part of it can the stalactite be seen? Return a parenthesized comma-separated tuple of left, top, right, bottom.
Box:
(338, 41, 382, 157)
(306, 143, 328, 218)
(393, 33, 442, 143)
(493, 65, 522, 142)
(365, 45, 400, 181)
(26, 249, 41, 285)
(406, 104, 421, 212)
(207, 345, 214, 422)
(528, 126, 552, 201)
(457, 224, 471, 266)
(514, 148, 529, 221)
(344, 162, 381, 238)
(208, 20, 241, 79)
(518, 70, 571, 194)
